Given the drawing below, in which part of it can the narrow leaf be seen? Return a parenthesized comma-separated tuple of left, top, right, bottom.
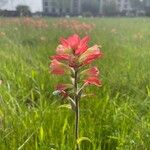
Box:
(58, 104, 71, 109)
(40, 126, 44, 142)
(77, 137, 92, 144)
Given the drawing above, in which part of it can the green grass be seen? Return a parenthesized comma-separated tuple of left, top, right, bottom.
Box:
(0, 17, 150, 150)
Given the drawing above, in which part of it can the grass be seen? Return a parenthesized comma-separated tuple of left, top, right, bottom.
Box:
(0, 17, 150, 150)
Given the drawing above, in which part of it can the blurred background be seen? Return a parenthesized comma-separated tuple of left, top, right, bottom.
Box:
(0, 0, 150, 17)
(1, 1, 150, 150)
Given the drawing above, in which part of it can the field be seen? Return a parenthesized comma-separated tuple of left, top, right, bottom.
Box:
(0, 17, 150, 150)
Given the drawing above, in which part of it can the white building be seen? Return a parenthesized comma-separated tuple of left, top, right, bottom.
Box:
(43, 0, 58, 14)
(43, 0, 81, 15)
(99, 0, 132, 14)
(43, 0, 133, 16)
(71, 0, 81, 15)
(146, 0, 150, 7)
(117, 0, 132, 12)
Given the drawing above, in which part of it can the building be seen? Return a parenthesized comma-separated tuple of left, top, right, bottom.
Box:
(99, 0, 132, 15)
(117, 0, 132, 12)
(43, 0, 59, 15)
(71, 0, 81, 15)
(43, 0, 134, 16)
(43, 0, 81, 16)
(145, 0, 150, 16)
(145, 0, 150, 7)
(0, 10, 18, 17)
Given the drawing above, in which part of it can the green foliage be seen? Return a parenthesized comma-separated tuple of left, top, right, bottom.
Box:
(16, 5, 31, 16)
(0, 18, 150, 149)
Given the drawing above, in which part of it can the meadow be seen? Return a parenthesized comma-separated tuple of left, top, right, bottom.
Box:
(0, 17, 150, 150)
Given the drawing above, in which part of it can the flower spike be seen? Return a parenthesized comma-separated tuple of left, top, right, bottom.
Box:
(49, 34, 103, 149)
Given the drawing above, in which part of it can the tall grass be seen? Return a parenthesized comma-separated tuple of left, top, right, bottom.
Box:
(0, 17, 150, 150)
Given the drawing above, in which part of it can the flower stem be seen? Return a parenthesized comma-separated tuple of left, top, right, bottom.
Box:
(74, 69, 80, 150)
(75, 97, 79, 150)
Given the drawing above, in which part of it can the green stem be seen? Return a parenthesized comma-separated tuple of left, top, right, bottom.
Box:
(74, 69, 80, 150)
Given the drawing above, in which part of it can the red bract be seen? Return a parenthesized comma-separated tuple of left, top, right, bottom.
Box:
(56, 45, 71, 54)
(61, 34, 80, 49)
(75, 36, 90, 55)
(79, 45, 102, 65)
(56, 84, 70, 91)
(82, 67, 99, 77)
(50, 54, 70, 61)
(50, 59, 69, 75)
(50, 34, 102, 85)
(84, 77, 102, 86)
(60, 34, 90, 55)
(50, 34, 103, 88)
(56, 84, 72, 98)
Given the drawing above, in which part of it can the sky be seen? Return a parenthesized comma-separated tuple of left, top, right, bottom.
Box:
(0, 0, 42, 12)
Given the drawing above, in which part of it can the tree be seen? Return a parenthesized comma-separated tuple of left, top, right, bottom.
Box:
(16, 5, 31, 16)
(144, 0, 150, 16)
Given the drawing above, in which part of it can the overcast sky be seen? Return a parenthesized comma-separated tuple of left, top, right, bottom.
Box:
(1, 0, 42, 12)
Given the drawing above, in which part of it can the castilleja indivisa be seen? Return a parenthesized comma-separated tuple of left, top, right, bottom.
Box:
(49, 34, 103, 150)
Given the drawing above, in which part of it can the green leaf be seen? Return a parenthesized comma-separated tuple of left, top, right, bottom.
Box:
(62, 117, 68, 134)
(40, 126, 44, 142)
(77, 137, 92, 144)
(58, 104, 71, 110)
(108, 136, 119, 140)
(146, 86, 150, 97)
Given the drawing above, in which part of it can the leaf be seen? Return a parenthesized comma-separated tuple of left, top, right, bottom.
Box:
(146, 86, 150, 97)
(40, 126, 44, 142)
(68, 97, 76, 111)
(81, 93, 94, 98)
(77, 137, 92, 144)
(31, 70, 36, 79)
(0, 109, 3, 117)
(115, 92, 120, 99)
(18, 132, 35, 150)
(58, 104, 71, 110)
(62, 117, 68, 134)
(108, 136, 119, 140)
(70, 77, 75, 84)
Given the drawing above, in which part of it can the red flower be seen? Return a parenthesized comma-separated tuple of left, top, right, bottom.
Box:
(79, 45, 102, 65)
(55, 84, 73, 98)
(61, 34, 80, 50)
(60, 34, 89, 55)
(75, 36, 90, 55)
(81, 67, 99, 77)
(84, 77, 102, 86)
(49, 34, 103, 94)
(50, 54, 70, 61)
(56, 84, 68, 98)
(50, 34, 103, 147)
(50, 59, 69, 75)
(56, 45, 72, 54)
